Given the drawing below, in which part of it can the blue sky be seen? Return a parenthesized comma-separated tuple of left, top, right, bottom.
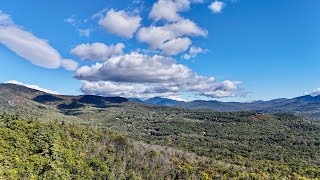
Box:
(0, 0, 319, 101)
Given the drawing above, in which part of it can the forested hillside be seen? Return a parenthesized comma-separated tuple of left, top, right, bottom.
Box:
(1, 84, 320, 179)
(0, 114, 213, 179)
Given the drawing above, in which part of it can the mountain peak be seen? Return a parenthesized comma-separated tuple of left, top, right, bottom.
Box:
(145, 97, 183, 106)
(293, 95, 320, 103)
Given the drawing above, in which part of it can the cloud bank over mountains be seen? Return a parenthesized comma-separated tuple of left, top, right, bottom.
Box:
(73, 45, 241, 99)
(305, 88, 320, 97)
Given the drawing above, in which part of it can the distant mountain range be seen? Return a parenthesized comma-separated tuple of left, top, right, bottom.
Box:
(132, 95, 320, 121)
(1, 83, 320, 121)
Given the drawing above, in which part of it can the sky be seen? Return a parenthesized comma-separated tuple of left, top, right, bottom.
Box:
(0, 0, 319, 102)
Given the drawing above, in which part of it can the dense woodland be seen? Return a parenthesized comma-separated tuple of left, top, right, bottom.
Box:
(0, 114, 212, 179)
(1, 84, 320, 179)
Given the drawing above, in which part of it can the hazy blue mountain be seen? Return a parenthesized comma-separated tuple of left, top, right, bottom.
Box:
(128, 98, 145, 103)
(144, 97, 184, 106)
(142, 96, 320, 120)
(293, 95, 320, 103)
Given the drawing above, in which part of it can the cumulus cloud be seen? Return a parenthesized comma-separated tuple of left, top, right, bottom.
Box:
(6, 80, 59, 94)
(80, 79, 240, 99)
(0, 11, 78, 70)
(99, 9, 141, 38)
(139, 0, 208, 55)
(80, 81, 180, 100)
(200, 80, 240, 97)
(209, 1, 225, 14)
(149, 0, 190, 22)
(183, 46, 207, 59)
(136, 19, 207, 55)
(75, 52, 194, 83)
(149, 0, 204, 22)
(74, 52, 241, 99)
(70, 42, 125, 62)
(159, 37, 192, 56)
(305, 88, 320, 96)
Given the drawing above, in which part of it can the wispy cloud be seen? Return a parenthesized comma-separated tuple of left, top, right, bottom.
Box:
(183, 46, 208, 60)
(78, 28, 92, 37)
(65, 15, 93, 38)
(0, 11, 78, 70)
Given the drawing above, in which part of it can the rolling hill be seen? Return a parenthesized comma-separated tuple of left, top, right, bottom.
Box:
(1, 83, 320, 179)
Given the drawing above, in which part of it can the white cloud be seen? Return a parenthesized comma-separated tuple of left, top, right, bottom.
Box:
(166, 18, 208, 37)
(70, 42, 125, 62)
(305, 88, 320, 96)
(0, 11, 78, 71)
(183, 46, 207, 59)
(75, 52, 194, 83)
(99, 9, 141, 38)
(64, 15, 77, 26)
(139, 1, 208, 55)
(137, 26, 174, 49)
(80, 79, 240, 99)
(136, 19, 207, 55)
(80, 81, 181, 100)
(6, 80, 59, 94)
(137, 19, 207, 48)
(191, 0, 204, 3)
(200, 80, 240, 97)
(183, 54, 191, 60)
(61, 59, 79, 71)
(149, 0, 204, 22)
(149, 0, 190, 22)
(64, 15, 92, 37)
(75, 52, 241, 99)
(209, 1, 225, 14)
(159, 37, 192, 55)
(92, 8, 108, 20)
(0, 11, 13, 26)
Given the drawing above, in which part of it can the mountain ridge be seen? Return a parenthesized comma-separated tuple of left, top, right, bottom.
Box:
(132, 95, 320, 121)
(2, 83, 320, 120)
